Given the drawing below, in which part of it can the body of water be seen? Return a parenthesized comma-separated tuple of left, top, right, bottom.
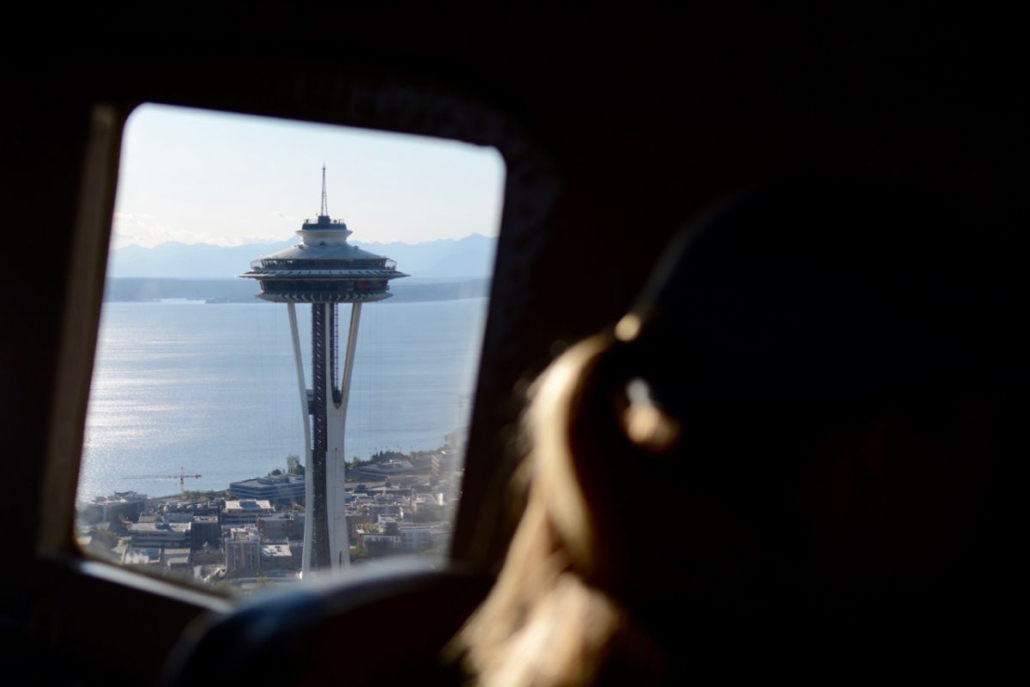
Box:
(77, 297, 488, 501)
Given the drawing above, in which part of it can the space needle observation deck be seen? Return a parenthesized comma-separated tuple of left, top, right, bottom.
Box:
(240, 167, 407, 576)
(243, 222, 406, 304)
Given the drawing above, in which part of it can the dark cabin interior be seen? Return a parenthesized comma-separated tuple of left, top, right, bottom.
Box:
(1, 5, 1026, 685)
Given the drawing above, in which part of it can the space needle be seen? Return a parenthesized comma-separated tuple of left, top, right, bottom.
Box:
(240, 167, 407, 575)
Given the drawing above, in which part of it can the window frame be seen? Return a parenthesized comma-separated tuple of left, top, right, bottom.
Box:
(35, 65, 559, 678)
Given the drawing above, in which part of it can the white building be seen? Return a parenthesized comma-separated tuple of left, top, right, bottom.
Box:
(223, 499, 276, 526)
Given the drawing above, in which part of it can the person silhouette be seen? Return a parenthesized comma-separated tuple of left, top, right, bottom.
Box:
(451, 173, 1020, 685)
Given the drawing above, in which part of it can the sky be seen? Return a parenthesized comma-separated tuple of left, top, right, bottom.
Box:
(111, 103, 507, 250)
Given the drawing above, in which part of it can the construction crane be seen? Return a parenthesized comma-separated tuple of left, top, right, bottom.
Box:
(178, 467, 202, 498)
(125, 468, 202, 499)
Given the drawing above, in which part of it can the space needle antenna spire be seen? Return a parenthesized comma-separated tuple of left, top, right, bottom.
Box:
(320, 164, 329, 217)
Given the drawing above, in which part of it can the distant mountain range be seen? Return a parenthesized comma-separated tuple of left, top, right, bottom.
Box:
(103, 234, 497, 303)
(108, 233, 498, 280)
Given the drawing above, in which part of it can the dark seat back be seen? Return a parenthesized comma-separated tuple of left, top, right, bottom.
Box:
(161, 559, 493, 687)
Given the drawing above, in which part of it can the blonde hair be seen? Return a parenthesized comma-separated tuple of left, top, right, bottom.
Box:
(451, 332, 677, 686)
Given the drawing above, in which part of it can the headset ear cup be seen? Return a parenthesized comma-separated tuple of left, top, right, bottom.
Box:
(620, 378, 682, 454)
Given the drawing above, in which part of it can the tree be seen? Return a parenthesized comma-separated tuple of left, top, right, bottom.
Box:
(371, 449, 406, 463)
(286, 454, 303, 475)
(92, 525, 119, 550)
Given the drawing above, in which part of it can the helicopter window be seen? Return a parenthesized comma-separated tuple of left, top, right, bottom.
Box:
(73, 102, 506, 597)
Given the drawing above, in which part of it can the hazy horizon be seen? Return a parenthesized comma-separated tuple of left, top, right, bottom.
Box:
(111, 230, 496, 252)
(106, 231, 497, 281)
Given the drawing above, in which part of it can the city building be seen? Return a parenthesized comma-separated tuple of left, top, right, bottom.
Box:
(222, 499, 276, 526)
(190, 515, 221, 550)
(161, 548, 192, 574)
(163, 500, 221, 519)
(260, 543, 294, 571)
(229, 474, 306, 504)
(128, 521, 191, 549)
(399, 523, 451, 553)
(120, 547, 162, 569)
(347, 512, 372, 542)
(360, 533, 402, 557)
(78, 491, 147, 526)
(257, 512, 302, 542)
(225, 526, 261, 577)
(369, 503, 403, 521)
